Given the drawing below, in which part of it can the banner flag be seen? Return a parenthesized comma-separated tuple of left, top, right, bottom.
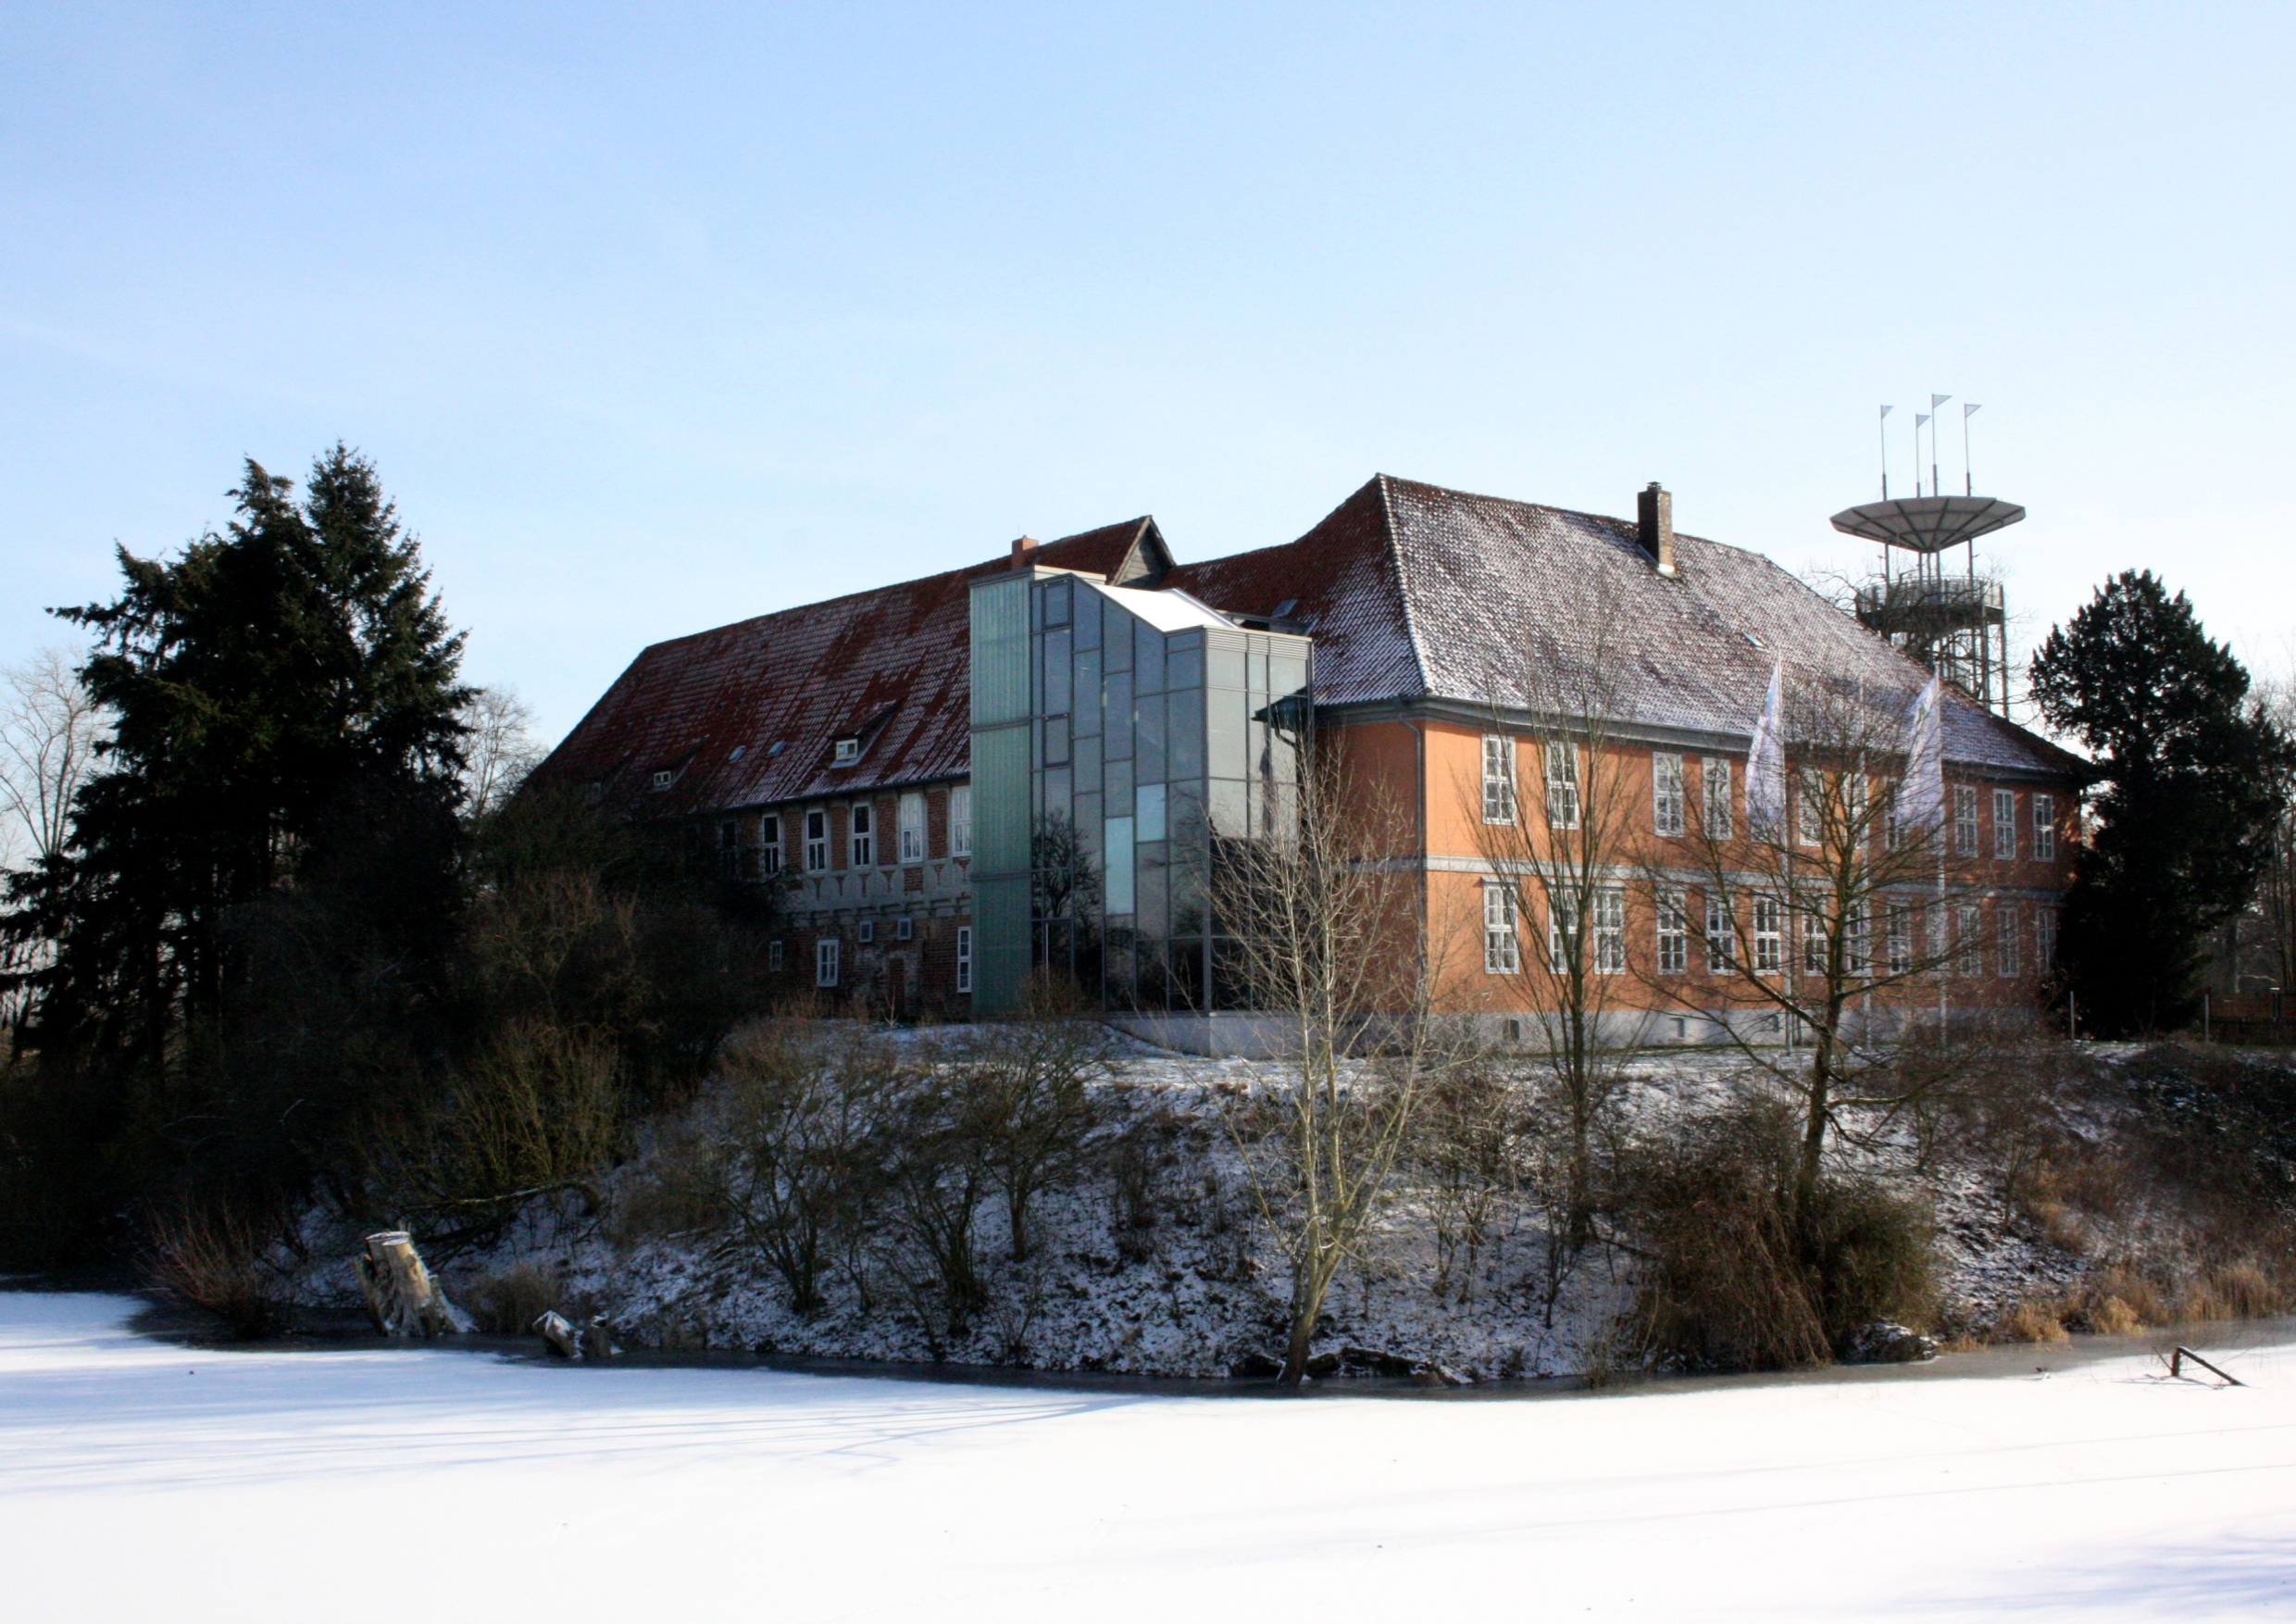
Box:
(1746, 660, 1786, 834)
(1897, 677, 1944, 831)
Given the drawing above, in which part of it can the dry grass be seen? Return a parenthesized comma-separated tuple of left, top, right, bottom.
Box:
(2000, 1297, 2072, 1343)
(142, 1203, 292, 1339)
(463, 1262, 562, 1334)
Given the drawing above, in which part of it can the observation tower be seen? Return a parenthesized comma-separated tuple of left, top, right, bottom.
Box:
(1831, 398, 2023, 716)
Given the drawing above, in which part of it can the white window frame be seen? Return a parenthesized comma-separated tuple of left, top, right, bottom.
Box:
(1993, 788, 2017, 860)
(1953, 785, 1979, 856)
(1752, 893, 1783, 974)
(1955, 901, 1983, 977)
(832, 737, 860, 766)
(951, 785, 972, 858)
(1705, 888, 1735, 973)
(2033, 793, 2056, 862)
(1802, 906, 1828, 975)
(1795, 768, 1824, 847)
(1886, 905, 1913, 976)
(1481, 735, 1517, 826)
(1593, 884, 1626, 975)
(1484, 880, 1521, 975)
(2036, 908, 2058, 976)
(768, 939, 784, 972)
(850, 802, 874, 868)
(955, 925, 973, 993)
(1846, 901, 1870, 975)
(1653, 753, 1685, 837)
(816, 936, 840, 988)
(1997, 902, 2021, 977)
(759, 813, 783, 875)
(1654, 887, 1688, 974)
(1702, 756, 1733, 841)
(805, 808, 829, 872)
(899, 791, 926, 864)
(1544, 741, 1580, 831)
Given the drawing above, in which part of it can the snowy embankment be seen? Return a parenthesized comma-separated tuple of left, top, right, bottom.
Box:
(5, 1293, 2291, 1621)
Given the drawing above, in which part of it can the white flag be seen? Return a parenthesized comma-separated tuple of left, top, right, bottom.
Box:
(1897, 677, 1944, 831)
(1746, 660, 1785, 834)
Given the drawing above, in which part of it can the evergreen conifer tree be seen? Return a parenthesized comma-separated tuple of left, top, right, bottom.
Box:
(2029, 569, 2293, 1034)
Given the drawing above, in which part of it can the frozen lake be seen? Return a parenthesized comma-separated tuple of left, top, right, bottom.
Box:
(2, 1292, 2290, 1620)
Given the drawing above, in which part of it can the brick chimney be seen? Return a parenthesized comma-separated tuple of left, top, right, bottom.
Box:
(1010, 535, 1041, 566)
(1638, 482, 1676, 577)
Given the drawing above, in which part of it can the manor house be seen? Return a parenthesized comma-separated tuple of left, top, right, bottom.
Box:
(538, 475, 2081, 1045)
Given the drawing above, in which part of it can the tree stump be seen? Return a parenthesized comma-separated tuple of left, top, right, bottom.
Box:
(356, 1231, 459, 1339)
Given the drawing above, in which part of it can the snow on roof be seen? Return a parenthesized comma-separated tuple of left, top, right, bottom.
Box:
(1086, 579, 1236, 633)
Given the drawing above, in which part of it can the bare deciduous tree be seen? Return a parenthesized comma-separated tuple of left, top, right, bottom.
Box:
(1641, 673, 1990, 1219)
(0, 649, 106, 1030)
(459, 684, 545, 822)
(1211, 751, 1467, 1386)
(1465, 577, 1643, 1257)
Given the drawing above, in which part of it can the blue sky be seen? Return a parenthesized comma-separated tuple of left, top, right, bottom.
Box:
(3, 2, 2290, 742)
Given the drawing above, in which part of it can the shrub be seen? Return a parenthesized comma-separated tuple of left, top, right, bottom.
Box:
(142, 1203, 293, 1339)
(2002, 1297, 2072, 1343)
(1618, 1095, 1936, 1372)
(464, 1262, 562, 1334)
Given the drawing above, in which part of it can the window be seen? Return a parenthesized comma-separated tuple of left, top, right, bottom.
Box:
(900, 791, 925, 863)
(1803, 907, 1828, 975)
(805, 809, 829, 872)
(1886, 906, 1913, 975)
(2036, 909, 2058, 976)
(858, 919, 877, 944)
(1846, 775, 1868, 844)
(955, 925, 973, 993)
(1953, 786, 1979, 856)
(1882, 784, 1905, 852)
(717, 819, 740, 879)
(1795, 769, 1823, 846)
(768, 940, 784, 972)
(759, 814, 782, 875)
(832, 737, 860, 766)
(650, 768, 675, 792)
(816, 937, 840, 987)
(1846, 902, 1870, 974)
(1702, 756, 1733, 841)
(1484, 881, 1520, 974)
(1705, 889, 1735, 973)
(1998, 903, 2021, 976)
(1653, 753, 1685, 836)
(2033, 793, 2056, 861)
(1593, 885, 1627, 974)
(951, 785, 972, 857)
(1753, 893, 1783, 974)
(850, 803, 873, 867)
(1655, 887, 1688, 974)
(1955, 902, 1983, 977)
(1544, 742, 1580, 831)
(1993, 789, 2017, 859)
(1545, 886, 1577, 972)
(894, 916, 914, 942)
(1481, 735, 1516, 825)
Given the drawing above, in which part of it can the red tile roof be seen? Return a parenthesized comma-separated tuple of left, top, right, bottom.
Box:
(541, 478, 2080, 822)
(534, 521, 1154, 818)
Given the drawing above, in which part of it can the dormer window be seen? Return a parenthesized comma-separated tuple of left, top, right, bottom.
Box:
(650, 768, 676, 792)
(832, 737, 861, 766)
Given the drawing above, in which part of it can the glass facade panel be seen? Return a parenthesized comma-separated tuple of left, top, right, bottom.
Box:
(1104, 669, 1133, 760)
(975, 568, 1312, 1015)
(1134, 618, 1167, 693)
(1137, 690, 1167, 783)
(1104, 816, 1137, 915)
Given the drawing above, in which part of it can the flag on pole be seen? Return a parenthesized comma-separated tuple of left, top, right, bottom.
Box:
(1746, 659, 1785, 834)
(1897, 677, 1944, 831)
(1930, 393, 1953, 409)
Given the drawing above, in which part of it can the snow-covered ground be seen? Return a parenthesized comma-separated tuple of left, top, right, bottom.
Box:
(4, 1293, 2291, 1620)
